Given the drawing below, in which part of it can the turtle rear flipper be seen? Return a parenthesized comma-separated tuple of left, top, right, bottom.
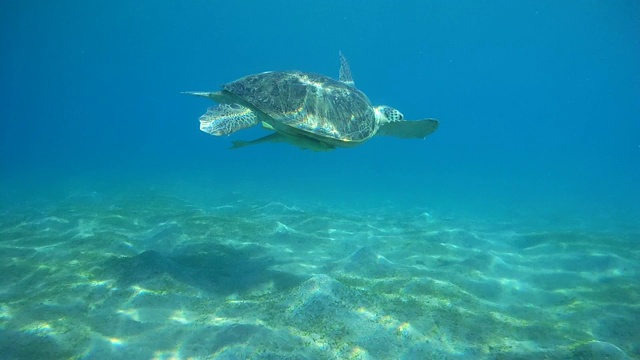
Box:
(377, 119, 439, 139)
(232, 132, 336, 151)
(182, 91, 228, 103)
(199, 104, 259, 136)
(231, 133, 287, 149)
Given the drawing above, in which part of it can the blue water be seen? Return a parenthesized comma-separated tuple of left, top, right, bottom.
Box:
(1, 1, 639, 359)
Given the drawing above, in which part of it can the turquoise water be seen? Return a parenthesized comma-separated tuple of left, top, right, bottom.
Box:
(1, 1, 639, 359)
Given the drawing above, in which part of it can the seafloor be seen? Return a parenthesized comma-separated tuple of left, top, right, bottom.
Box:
(0, 184, 638, 360)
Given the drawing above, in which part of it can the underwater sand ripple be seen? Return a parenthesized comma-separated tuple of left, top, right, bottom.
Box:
(0, 191, 638, 359)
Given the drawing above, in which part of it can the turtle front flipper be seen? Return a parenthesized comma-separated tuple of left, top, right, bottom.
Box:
(339, 51, 355, 86)
(377, 119, 439, 139)
(199, 104, 259, 136)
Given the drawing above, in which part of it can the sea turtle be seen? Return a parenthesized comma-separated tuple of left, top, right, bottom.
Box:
(183, 53, 438, 151)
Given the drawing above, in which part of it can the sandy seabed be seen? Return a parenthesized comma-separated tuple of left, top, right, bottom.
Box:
(0, 188, 638, 360)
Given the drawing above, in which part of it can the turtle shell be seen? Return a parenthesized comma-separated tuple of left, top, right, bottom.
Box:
(222, 71, 377, 142)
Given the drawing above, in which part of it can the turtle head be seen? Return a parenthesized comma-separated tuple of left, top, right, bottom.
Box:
(374, 105, 404, 125)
